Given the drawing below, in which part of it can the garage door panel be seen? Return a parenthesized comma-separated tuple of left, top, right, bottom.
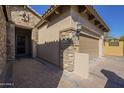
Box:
(79, 34, 99, 59)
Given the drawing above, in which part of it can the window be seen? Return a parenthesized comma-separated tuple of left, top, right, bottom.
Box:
(109, 40, 119, 46)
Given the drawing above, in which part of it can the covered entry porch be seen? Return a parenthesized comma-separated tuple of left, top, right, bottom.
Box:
(7, 23, 37, 61)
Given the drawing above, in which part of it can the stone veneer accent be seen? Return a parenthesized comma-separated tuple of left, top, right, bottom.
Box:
(0, 6, 7, 74)
(60, 30, 79, 72)
(6, 22, 15, 61)
(9, 6, 40, 28)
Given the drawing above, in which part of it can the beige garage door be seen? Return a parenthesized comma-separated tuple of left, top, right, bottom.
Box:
(79, 34, 99, 59)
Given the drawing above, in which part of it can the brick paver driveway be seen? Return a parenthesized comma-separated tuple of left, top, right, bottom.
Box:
(12, 58, 80, 88)
(9, 56, 124, 88)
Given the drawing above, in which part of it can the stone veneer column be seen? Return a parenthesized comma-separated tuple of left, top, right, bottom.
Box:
(6, 22, 15, 61)
(60, 30, 79, 72)
(0, 6, 7, 74)
(32, 27, 38, 58)
(99, 35, 104, 58)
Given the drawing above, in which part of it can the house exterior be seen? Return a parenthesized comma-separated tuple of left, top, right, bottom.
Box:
(0, 5, 110, 78)
(34, 5, 110, 72)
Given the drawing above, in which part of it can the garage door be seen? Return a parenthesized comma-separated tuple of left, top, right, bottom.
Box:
(79, 34, 99, 59)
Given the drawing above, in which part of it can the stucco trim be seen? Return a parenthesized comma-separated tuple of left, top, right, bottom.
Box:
(82, 24, 101, 36)
(80, 31, 99, 40)
(80, 25, 100, 39)
(15, 24, 33, 30)
(59, 27, 76, 33)
(58, 27, 100, 39)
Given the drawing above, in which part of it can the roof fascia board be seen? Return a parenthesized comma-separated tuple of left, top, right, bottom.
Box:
(35, 5, 110, 32)
(35, 5, 60, 28)
(85, 6, 110, 31)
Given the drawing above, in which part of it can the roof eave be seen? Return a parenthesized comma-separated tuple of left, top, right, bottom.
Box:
(85, 5, 110, 32)
(35, 5, 60, 28)
(35, 5, 110, 32)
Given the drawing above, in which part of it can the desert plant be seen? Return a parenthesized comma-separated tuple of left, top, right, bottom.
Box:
(120, 36, 124, 41)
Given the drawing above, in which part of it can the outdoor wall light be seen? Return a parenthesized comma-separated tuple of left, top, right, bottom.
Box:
(76, 23, 82, 36)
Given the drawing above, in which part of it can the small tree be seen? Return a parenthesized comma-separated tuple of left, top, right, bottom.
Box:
(120, 36, 124, 41)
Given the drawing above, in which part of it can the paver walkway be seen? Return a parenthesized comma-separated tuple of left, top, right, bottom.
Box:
(12, 58, 81, 88)
(9, 56, 124, 88)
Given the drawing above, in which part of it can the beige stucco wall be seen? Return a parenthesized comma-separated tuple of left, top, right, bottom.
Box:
(0, 6, 7, 74)
(104, 41, 124, 56)
(37, 6, 72, 66)
(74, 53, 89, 79)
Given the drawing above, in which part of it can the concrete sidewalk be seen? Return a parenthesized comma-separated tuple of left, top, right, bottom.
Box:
(80, 57, 124, 88)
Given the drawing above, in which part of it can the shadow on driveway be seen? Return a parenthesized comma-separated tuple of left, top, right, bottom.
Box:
(101, 69, 124, 88)
(13, 58, 63, 88)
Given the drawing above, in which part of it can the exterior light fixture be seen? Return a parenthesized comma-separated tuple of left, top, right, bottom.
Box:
(72, 23, 82, 45)
(76, 23, 82, 36)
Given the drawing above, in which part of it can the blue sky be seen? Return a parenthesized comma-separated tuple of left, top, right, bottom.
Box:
(30, 5, 124, 37)
(94, 5, 124, 37)
(30, 5, 50, 15)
